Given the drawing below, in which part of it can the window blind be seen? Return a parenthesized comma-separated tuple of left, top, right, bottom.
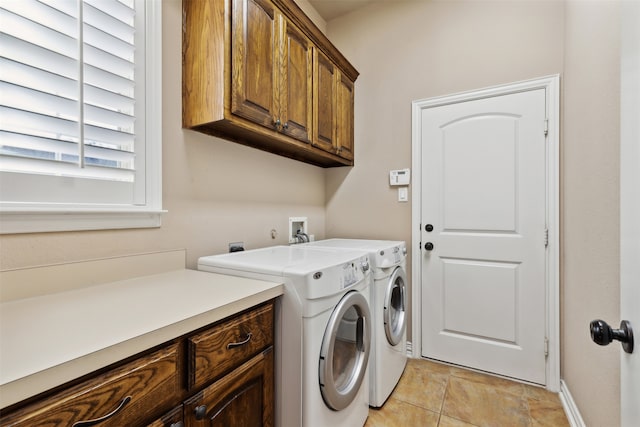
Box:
(0, 0, 137, 183)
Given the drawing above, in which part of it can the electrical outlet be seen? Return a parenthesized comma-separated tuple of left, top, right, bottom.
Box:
(228, 242, 244, 252)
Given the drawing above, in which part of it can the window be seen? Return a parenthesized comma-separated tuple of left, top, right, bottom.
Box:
(0, 0, 162, 233)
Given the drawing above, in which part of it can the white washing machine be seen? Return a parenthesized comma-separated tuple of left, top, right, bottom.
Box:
(302, 239, 408, 407)
(198, 245, 372, 427)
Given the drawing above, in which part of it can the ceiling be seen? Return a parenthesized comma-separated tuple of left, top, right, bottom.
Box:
(307, 0, 378, 21)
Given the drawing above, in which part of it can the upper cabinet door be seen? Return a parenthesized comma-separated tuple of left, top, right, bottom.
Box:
(336, 72, 355, 161)
(231, 0, 279, 129)
(313, 49, 337, 153)
(279, 19, 313, 143)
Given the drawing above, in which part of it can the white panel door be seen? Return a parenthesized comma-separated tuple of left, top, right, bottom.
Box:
(420, 89, 547, 384)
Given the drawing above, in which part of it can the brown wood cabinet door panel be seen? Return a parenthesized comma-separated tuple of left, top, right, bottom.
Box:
(182, 0, 225, 127)
(184, 348, 274, 427)
(1, 344, 181, 427)
(146, 405, 184, 427)
(336, 73, 355, 161)
(280, 19, 313, 142)
(188, 302, 273, 390)
(231, 0, 279, 128)
(313, 50, 337, 153)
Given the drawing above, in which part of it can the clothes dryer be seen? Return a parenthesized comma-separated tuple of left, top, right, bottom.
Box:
(198, 246, 372, 427)
(303, 239, 408, 407)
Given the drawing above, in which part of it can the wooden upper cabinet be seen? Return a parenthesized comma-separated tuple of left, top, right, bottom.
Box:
(313, 49, 336, 154)
(336, 72, 355, 161)
(279, 18, 313, 143)
(183, 0, 358, 167)
(231, 0, 279, 128)
(312, 51, 354, 162)
(231, 0, 313, 141)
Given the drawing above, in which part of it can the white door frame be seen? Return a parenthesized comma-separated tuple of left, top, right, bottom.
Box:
(410, 75, 560, 391)
(620, 2, 639, 424)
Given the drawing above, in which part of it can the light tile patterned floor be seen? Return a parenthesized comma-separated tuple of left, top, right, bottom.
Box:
(365, 358, 570, 427)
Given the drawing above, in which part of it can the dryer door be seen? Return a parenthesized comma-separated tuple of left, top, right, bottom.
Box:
(319, 291, 371, 411)
(384, 267, 407, 346)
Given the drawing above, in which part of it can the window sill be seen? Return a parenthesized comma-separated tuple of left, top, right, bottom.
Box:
(0, 208, 166, 234)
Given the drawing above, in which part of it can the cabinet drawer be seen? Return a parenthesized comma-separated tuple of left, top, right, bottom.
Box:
(188, 302, 273, 390)
(1, 343, 181, 427)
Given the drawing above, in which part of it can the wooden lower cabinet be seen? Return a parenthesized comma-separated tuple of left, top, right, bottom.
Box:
(147, 405, 184, 427)
(0, 301, 275, 427)
(0, 344, 182, 427)
(183, 348, 274, 427)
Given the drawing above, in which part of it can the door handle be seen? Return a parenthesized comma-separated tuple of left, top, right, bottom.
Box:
(590, 319, 634, 354)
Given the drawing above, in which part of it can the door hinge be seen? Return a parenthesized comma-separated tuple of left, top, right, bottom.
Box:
(544, 337, 549, 357)
(544, 228, 549, 248)
(544, 119, 549, 137)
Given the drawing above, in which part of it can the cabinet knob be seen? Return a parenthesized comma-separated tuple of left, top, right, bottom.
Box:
(273, 119, 281, 129)
(194, 404, 207, 420)
(282, 122, 289, 130)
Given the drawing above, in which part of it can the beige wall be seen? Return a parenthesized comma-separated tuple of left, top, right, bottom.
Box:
(0, 0, 328, 272)
(324, 0, 620, 425)
(562, 1, 621, 426)
(0, 0, 622, 425)
(324, 0, 564, 339)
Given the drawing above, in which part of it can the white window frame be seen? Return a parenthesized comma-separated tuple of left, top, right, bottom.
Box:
(0, 0, 164, 234)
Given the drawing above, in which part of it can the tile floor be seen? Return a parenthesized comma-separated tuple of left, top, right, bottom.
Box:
(365, 358, 570, 427)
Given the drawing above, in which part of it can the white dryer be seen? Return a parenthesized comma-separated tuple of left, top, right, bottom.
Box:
(303, 239, 408, 407)
(198, 246, 372, 427)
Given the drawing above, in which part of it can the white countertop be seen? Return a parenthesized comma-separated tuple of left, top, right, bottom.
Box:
(0, 269, 283, 408)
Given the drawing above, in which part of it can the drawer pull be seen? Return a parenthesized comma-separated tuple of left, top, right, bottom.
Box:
(72, 396, 132, 427)
(226, 332, 252, 349)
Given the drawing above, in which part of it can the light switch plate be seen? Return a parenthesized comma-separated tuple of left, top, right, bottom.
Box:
(398, 187, 408, 202)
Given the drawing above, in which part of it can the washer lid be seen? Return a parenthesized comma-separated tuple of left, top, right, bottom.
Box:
(197, 245, 368, 277)
(304, 239, 406, 268)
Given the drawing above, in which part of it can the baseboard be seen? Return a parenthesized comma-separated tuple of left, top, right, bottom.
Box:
(559, 380, 586, 427)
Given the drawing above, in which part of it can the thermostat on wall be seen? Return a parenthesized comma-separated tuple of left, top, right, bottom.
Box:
(389, 168, 410, 186)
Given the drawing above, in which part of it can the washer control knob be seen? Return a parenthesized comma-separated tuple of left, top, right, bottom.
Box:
(361, 260, 370, 272)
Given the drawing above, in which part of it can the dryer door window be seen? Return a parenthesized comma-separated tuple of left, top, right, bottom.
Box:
(384, 267, 407, 346)
(318, 290, 371, 411)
